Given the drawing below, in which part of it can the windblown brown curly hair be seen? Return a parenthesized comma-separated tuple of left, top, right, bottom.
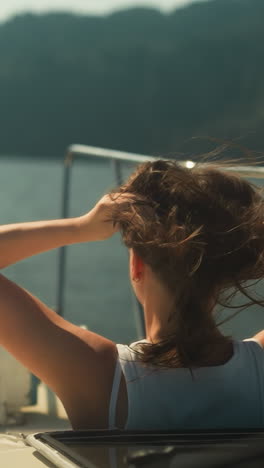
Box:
(109, 159, 264, 369)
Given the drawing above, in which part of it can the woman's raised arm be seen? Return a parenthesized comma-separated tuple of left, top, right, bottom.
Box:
(0, 193, 130, 428)
(0, 273, 118, 429)
(0, 194, 121, 269)
(0, 217, 80, 269)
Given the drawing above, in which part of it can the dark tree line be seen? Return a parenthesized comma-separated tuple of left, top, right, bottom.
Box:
(0, 0, 263, 159)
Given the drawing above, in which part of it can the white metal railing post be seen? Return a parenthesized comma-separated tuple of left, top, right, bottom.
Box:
(56, 151, 73, 317)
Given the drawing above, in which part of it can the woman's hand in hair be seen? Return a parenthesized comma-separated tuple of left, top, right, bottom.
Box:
(0, 193, 132, 268)
(77, 193, 131, 242)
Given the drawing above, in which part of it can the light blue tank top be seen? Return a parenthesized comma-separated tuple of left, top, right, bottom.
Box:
(109, 339, 264, 430)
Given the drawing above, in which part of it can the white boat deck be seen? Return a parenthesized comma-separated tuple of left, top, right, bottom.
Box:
(2, 383, 71, 435)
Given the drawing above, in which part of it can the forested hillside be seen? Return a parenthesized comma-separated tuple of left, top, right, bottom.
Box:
(0, 0, 263, 158)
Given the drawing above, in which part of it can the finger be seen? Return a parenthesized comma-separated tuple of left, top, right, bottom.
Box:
(108, 192, 138, 203)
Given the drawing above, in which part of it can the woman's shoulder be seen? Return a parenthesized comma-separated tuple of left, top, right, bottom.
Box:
(117, 339, 148, 356)
(233, 338, 264, 367)
(116, 338, 264, 372)
(243, 337, 263, 347)
(247, 330, 264, 348)
(116, 340, 153, 370)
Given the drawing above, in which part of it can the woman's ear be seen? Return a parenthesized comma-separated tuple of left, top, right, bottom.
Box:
(130, 249, 144, 281)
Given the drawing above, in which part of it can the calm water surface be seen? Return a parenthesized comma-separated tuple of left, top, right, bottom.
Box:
(0, 156, 263, 343)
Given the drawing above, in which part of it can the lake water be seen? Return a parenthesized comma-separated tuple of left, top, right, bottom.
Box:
(0, 156, 263, 344)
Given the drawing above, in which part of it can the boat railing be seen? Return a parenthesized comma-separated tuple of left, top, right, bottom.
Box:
(57, 144, 264, 339)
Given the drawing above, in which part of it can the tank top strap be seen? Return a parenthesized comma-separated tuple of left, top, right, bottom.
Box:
(108, 354, 122, 430)
(108, 341, 146, 429)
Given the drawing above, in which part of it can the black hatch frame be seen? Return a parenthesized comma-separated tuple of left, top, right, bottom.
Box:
(29, 428, 264, 467)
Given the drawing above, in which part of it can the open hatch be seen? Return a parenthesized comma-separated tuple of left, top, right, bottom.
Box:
(26, 429, 264, 468)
